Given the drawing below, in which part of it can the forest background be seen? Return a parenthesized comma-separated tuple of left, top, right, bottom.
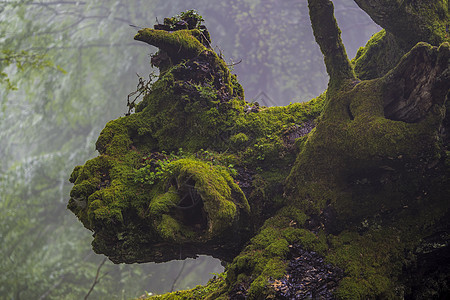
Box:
(0, 0, 380, 299)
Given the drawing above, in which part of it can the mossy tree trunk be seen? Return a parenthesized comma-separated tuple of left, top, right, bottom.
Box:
(67, 4, 450, 300)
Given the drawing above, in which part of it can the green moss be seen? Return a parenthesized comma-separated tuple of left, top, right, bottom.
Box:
(357, 1, 449, 47)
(134, 29, 207, 64)
(232, 96, 324, 167)
(353, 30, 386, 63)
(224, 205, 330, 299)
(277, 39, 449, 299)
(167, 158, 249, 236)
(230, 132, 249, 148)
(265, 239, 289, 257)
(149, 187, 179, 216)
(144, 272, 227, 300)
(89, 203, 123, 225)
(157, 214, 195, 241)
(69, 165, 82, 183)
(247, 257, 287, 298)
(352, 30, 406, 80)
(288, 52, 445, 217)
(308, 0, 356, 92)
(325, 229, 404, 299)
(276, 206, 308, 226)
(249, 227, 280, 249)
(282, 228, 325, 252)
(413, 0, 450, 46)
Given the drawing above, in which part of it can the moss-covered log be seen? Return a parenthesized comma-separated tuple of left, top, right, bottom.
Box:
(68, 11, 323, 264)
(68, 6, 450, 299)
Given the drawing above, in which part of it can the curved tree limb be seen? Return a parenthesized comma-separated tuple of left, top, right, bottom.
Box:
(353, 0, 449, 47)
(134, 29, 206, 64)
(307, 0, 356, 94)
(84, 258, 107, 300)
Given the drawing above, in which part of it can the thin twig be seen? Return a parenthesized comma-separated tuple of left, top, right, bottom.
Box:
(170, 260, 187, 292)
(84, 257, 107, 300)
(227, 59, 242, 67)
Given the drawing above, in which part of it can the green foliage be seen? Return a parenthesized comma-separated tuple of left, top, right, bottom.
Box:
(179, 10, 205, 24)
(135, 156, 176, 187)
(0, 49, 65, 90)
(169, 9, 205, 30)
(193, 83, 219, 101)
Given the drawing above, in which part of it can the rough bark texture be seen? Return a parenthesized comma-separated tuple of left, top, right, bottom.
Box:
(67, 5, 450, 300)
(383, 42, 449, 123)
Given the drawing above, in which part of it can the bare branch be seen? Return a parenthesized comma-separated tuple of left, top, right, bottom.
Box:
(170, 260, 187, 292)
(24, 42, 148, 52)
(84, 257, 107, 300)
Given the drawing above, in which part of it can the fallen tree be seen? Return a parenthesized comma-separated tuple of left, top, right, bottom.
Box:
(68, 2, 449, 299)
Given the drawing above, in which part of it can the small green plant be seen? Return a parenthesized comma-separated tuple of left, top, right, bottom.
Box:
(197, 149, 214, 161)
(193, 83, 218, 101)
(227, 164, 238, 177)
(134, 149, 187, 187)
(163, 9, 205, 31)
(196, 149, 238, 177)
(178, 10, 205, 27)
(134, 159, 172, 186)
(230, 133, 249, 146)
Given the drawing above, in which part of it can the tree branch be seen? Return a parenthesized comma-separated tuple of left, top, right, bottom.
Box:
(307, 0, 355, 93)
(134, 29, 206, 63)
(84, 257, 107, 300)
(170, 260, 187, 292)
(353, 0, 449, 47)
(24, 42, 148, 52)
